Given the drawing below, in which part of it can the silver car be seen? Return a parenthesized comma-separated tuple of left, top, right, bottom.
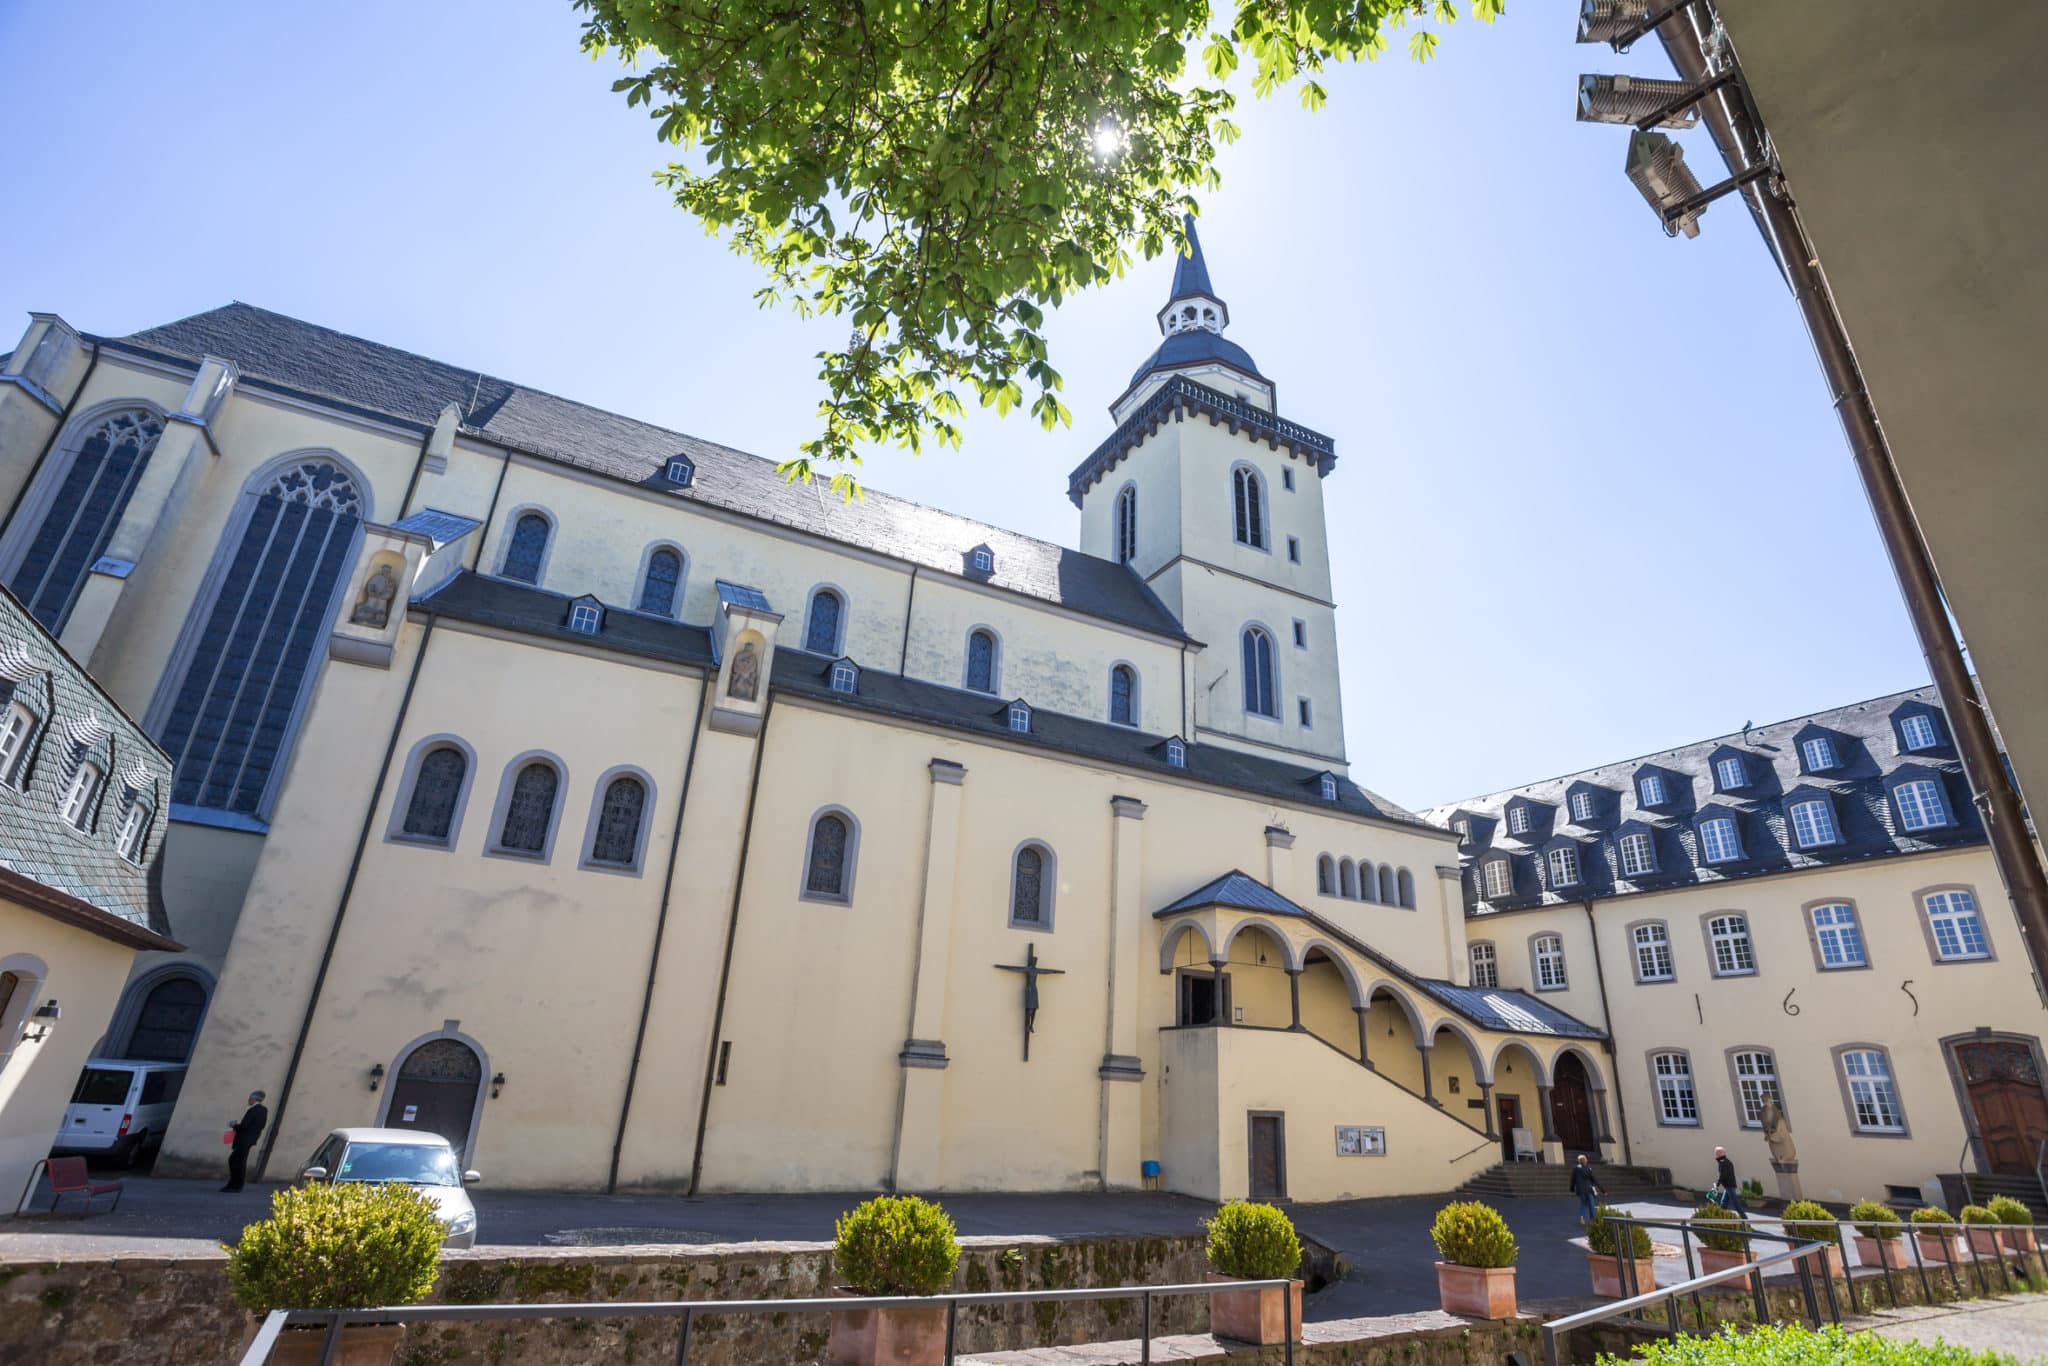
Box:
(300, 1126, 480, 1248)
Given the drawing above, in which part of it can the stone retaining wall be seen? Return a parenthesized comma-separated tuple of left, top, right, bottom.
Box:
(1, 1233, 1208, 1365)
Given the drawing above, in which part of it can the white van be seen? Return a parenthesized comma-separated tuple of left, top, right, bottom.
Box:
(51, 1059, 187, 1165)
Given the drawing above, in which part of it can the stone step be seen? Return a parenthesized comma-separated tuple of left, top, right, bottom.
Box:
(1454, 1162, 1669, 1202)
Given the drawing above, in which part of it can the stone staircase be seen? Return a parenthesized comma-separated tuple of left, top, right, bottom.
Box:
(1941, 1171, 2048, 1221)
(1455, 1160, 1671, 1202)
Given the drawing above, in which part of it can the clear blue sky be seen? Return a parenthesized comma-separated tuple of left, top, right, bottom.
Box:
(0, 1, 1929, 810)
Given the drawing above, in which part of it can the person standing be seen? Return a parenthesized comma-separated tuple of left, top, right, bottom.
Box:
(1713, 1145, 1747, 1216)
(222, 1090, 268, 1193)
(1571, 1152, 1603, 1224)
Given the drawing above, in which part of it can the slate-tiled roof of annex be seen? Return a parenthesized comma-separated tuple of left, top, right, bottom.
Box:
(1151, 868, 1605, 1040)
(1419, 685, 1987, 915)
(0, 586, 177, 947)
(414, 573, 1429, 830)
(102, 304, 1190, 642)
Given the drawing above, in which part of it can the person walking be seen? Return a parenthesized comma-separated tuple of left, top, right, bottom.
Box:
(222, 1090, 268, 1193)
(1571, 1152, 1603, 1224)
(1712, 1145, 1747, 1216)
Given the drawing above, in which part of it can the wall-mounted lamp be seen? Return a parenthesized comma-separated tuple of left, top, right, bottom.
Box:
(1505, 1061, 1514, 1074)
(490, 1072, 506, 1099)
(367, 1063, 385, 1092)
(22, 1000, 60, 1042)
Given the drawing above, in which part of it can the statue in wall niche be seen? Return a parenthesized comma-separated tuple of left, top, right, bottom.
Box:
(350, 563, 399, 628)
(729, 640, 760, 701)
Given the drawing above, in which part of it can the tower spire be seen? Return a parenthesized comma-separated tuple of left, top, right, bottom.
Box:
(1167, 214, 1215, 306)
(1158, 216, 1229, 337)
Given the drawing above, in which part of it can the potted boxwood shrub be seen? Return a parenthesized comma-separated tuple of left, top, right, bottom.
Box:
(1960, 1204, 2003, 1257)
(1689, 1201, 1753, 1274)
(1203, 1200, 1304, 1345)
(1780, 1199, 1845, 1280)
(1911, 1206, 1965, 1265)
(1849, 1201, 1908, 1270)
(1988, 1195, 2037, 1253)
(1430, 1200, 1518, 1319)
(827, 1195, 960, 1366)
(1584, 1205, 1654, 1299)
(227, 1181, 443, 1365)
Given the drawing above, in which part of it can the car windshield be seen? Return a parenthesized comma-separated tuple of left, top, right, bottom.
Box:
(335, 1141, 460, 1186)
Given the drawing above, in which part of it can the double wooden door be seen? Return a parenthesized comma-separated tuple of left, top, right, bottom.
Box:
(1958, 1041, 2048, 1175)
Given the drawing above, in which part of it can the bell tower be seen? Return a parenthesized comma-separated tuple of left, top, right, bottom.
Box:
(1071, 219, 1347, 770)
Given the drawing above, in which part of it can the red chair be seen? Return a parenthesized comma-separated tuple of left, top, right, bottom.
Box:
(42, 1157, 123, 1214)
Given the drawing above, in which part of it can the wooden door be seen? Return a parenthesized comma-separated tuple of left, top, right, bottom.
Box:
(387, 1039, 482, 1158)
(1497, 1096, 1522, 1164)
(1551, 1053, 1598, 1154)
(1248, 1113, 1286, 1200)
(1957, 1041, 2048, 1175)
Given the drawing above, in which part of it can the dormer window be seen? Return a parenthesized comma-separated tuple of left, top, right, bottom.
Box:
(1165, 737, 1187, 768)
(830, 660, 859, 695)
(1893, 777, 1949, 832)
(1451, 817, 1470, 844)
(1483, 858, 1514, 899)
(1637, 773, 1667, 807)
(1618, 831, 1657, 877)
(1507, 805, 1530, 836)
(970, 545, 995, 574)
(1570, 789, 1596, 823)
(665, 456, 695, 487)
(1319, 773, 1338, 802)
(1788, 797, 1841, 849)
(1547, 844, 1581, 888)
(1699, 816, 1742, 864)
(568, 601, 603, 635)
(1007, 700, 1031, 733)
(1899, 712, 1940, 752)
(1801, 736, 1839, 771)
(1714, 756, 1746, 790)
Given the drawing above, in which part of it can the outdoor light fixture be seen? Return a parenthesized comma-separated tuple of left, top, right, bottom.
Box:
(1575, 0, 1653, 46)
(1577, 73, 1700, 129)
(22, 999, 59, 1042)
(491, 1072, 507, 1099)
(1625, 129, 1705, 238)
(367, 1062, 385, 1092)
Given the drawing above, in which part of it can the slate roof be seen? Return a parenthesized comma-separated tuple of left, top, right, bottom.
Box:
(390, 508, 481, 548)
(715, 581, 775, 613)
(1126, 332, 1268, 391)
(1167, 216, 1217, 303)
(1422, 685, 1988, 915)
(100, 303, 1189, 642)
(0, 585, 178, 948)
(1158, 869, 1305, 917)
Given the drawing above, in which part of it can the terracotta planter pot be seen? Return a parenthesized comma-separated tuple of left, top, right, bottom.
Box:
(1697, 1246, 1754, 1275)
(1586, 1251, 1655, 1299)
(1966, 1227, 2003, 1256)
(1813, 1244, 1846, 1280)
(1206, 1274, 1304, 1344)
(244, 1319, 406, 1366)
(826, 1293, 948, 1366)
(1435, 1262, 1517, 1320)
(2005, 1227, 2038, 1253)
(1852, 1234, 1909, 1270)
(1915, 1231, 1966, 1265)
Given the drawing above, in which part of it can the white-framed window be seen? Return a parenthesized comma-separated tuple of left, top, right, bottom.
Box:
(1451, 817, 1470, 843)
(830, 660, 859, 694)
(1715, 756, 1746, 789)
(1007, 701, 1032, 734)
(1508, 805, 1530, 835)
(1469, 941, 1499, 989)
(0, 701, 33, 787)
(1900, 713, 1940, 752)
(60, 760, 103, 831)
(1638, 773, 1667, 806)
(1707, 913, 1757, 976)
(1924, 889, 1990, 960)
(665, 455, 695, 486)
(1811, 902, 1866, 968)
(971, 546, 995, 573)
(1732, 1050, 1782, 1127)
(1319, 772, 1338, 802)
(1534, 934, 1568, 990)
(568, 602, 602, 634)
(115, 796, 152, 863)
(1618, 831, 1656, 877)
(1633, 922, 1675, 981)
(1699, 816, 1742, 864)
(1789, 798, 1840, 849)
(1548, 844, 1581, 888)
(1165, 738, 1186, 768)
(1652, 1051, 1699, 1125)
(1483, 858, 1514, 899)
(1801, 736, 1838, 771)
(1894, 778, 1948, 831)
(1570, 790, 1596, 823)
(1841, 1049, 1905, 1133)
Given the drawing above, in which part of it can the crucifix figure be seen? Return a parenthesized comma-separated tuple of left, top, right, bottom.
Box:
(994, 942, 1065, 1061)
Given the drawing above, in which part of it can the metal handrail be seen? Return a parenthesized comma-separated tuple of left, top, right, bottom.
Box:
(240, 1277, 1300, 1366)
(1956, 1137, 1981, 1209)
(1543, 1237, 1834, 1366)
(2035, 1136, 2048, 1213)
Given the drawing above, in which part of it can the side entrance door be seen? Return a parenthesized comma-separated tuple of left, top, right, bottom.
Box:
(1550, 1053, 1599, 1155)
(1497, 1096, 1522, 1164)
(1248, 1112, 1287, 1200)
(386, 1039, 483, 1158)
(1957, 1040, 2048, 1175)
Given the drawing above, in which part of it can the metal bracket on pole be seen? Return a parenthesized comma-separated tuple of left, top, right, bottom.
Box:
(1611, 0, 1698, 51)
(1635, 68, 1739, 131)
(1661, 162, 1775, 228)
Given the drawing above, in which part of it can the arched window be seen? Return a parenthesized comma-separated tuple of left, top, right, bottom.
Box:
(155, 458, 364, 815)
(1339, 858, 1358, 899)
(1396, 867, 1416, 908)
(1379, 865, 1398, 904)
(1115, 485, 1138, 564)
(1483, 859, 1513, 899)
(0, 700, 36, 788)
(4, 408, 166, 632)
(115, 791, 153, 863)
(965, 629, 998, 694)
(638, 547, 683, 616)
(500, 511, 550, 583)
(59, 759, 104, 831)
(1316, 855, 1335, 895)
(494, 761, 560, 857)
(1010, 843, 1053, 928)
(1231, 466, 1265, 549)
(1109, 665, 1136, 726)
(588, 774, 648, 868)
(1358, 860, 1377, 903)
(1240, 627, 1276, 717)
(402, 745, 468, 843)
(124, 976, 208, 1062)
(804, 810, 855, 901)
(805, 589, 844, 654)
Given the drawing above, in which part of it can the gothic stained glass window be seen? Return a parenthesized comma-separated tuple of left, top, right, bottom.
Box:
(497, 761, 559, 855)
(638, 548, 682, 616)
(1110, 666, 1136, 725)
(590, 774, 647, 866)
(1241, 627, 1276, 717)
(806, 589, 842, 654)
(1115, 485, 1137, 564)
(1232, 467, 1265, 548)
(501, 512, 550, 583)
(403, 747, 467, 841)
(807, 812, 851, 898)
(966, 630, 997, 694)
(6, 409, 165, 632)
(124, 976, 207, 1062)
(1011, 845, 1047, 925)
(157, 460, 364, 815)
(400, 1037, 482, 1084)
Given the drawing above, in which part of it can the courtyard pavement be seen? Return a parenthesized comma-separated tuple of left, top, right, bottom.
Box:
(1857, 1297, 2048, 1362)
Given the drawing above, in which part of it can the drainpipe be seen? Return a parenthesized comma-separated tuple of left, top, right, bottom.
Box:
(0, 340, 100, 540)
(256, 614, 437, 1180)
(467, 447, 514, 573)
(1658, 3, 2048, 1005)
(896, 566, 919, 674)
(1582, 897, 1633, 1166)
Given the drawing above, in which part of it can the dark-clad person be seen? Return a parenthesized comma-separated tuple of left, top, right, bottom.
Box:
(1713, 1145, 1747, 1216)
(222, 1090, 268, 1193)
(1570, 1153, 1604, 1224)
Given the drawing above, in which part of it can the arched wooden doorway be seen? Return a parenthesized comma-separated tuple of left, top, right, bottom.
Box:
(383, 1037, 484, 1160)
(1551, 1050, 1599, 1157)
(123, 976, 209, 1062)
(1954, 1038, 2048, 1175)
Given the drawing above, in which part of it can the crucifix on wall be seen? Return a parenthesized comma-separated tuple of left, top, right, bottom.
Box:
(993, 943, 1064, 1061)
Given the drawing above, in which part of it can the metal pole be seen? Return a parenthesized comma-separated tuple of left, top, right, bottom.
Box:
(673, 1306, 691, 1364)
(316, 1315, 343, 1366)
(1680, 1227, 1705, 1331)
(944, 1300, 958, 1364)
(1748, 1266, 1768, 1327)
(1820, 1245, 1841, 1325)
(1665, 1292, 1680, 1338)
(1797, 1253, 1819, 1327)
(1285, 1280, 1297, 1366)
(1140, 1290, 1151, 1366)
(1908, 1225, 1935, 1303)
